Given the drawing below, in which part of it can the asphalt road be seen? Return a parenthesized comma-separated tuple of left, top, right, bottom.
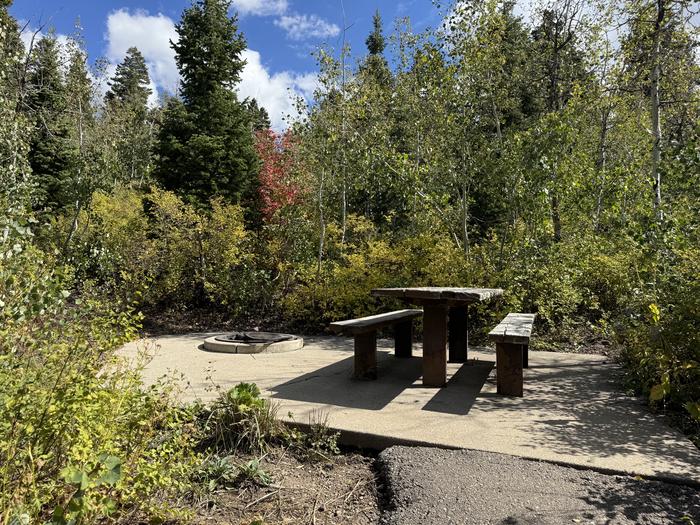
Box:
(378, 446, 700, 525)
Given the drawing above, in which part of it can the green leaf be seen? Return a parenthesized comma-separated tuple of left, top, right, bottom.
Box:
(96, 455, 122, 485)
(685, 402, 700, 421)
(649, 383, 669, 401)
(648, 303, 660, 324)
(61, 466, 89, 490)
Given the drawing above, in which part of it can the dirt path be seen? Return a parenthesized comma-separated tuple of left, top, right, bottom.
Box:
(377, 446, 700, 525)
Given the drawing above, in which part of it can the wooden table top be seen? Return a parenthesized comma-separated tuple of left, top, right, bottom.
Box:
(371, 287, 504, 304)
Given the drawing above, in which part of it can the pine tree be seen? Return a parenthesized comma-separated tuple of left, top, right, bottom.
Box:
(530, 7, 589, 115)
(361, 10, 391, 85)
(244, 97, 271, 132)
(528, 3, 590, 241)
(25, 33, 70, 210)
(366, 10, 385, 56)
(105, 46, 151, 110)
(155, 0, 259, 207)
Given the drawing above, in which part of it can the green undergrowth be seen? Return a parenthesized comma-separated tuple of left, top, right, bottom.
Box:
(0, 231, 334, 523)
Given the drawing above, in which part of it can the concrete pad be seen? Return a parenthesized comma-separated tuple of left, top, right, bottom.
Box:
(119, 334, 700, 483)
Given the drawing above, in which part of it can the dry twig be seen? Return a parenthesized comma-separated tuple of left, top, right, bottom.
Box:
(245, 489, 280, 510)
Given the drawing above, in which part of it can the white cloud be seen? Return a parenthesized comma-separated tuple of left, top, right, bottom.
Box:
(274, 14, 340, 41)
(229, 0, 340, 44)
(19, 24, 72, 60)
(293, 72, 319, 101)
(102, 8, 315, 129)
(231, 0, 288, 16)
(105, 9, 180, 94)
(19, 25, 41, 53)
(238, 49, 317, 130)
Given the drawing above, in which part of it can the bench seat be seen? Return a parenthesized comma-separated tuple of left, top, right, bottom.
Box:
(488, 313, 536, 396)
(330, 309, 423, 379)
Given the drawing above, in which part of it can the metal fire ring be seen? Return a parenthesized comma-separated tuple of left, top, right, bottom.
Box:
(214, 331, 297, 344)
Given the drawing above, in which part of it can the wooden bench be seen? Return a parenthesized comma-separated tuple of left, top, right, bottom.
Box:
(330, 309, 423, 380)
(488, 313, 536, 397)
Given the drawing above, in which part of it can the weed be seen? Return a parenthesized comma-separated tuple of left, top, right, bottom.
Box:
(201, 383, 281, 454)
(237, 458, 272, 487)
(284, 410, 340, 461)
(192, 456, 239, 493)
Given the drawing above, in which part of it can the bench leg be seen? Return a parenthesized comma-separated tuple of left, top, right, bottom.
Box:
(353, 331, 377, 380)
(423, 304, 448, 387)
(496, 342, 523, 397)
(448, 306, 468, 362)
(523, 343, 529, 369)
(394, 320, 413, 358)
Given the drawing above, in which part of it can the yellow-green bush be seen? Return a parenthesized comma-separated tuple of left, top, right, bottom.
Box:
(55, 187, 257, 316)
(620, 240, 700, 433)
(0, 211, 200, 524)
(281, 219, 497, 330)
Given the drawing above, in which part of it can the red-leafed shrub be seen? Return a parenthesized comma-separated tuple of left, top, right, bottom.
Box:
(255, 129, 304, 222)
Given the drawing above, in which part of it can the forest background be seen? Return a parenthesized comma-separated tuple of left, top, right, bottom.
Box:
(0, 0, 698, 522)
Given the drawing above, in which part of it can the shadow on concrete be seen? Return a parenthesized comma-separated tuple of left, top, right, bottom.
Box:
(271, 348, 497, 414)
(422, 360, 495, 416)
(477, 360, 700, 481)
(269, 351, 424, 410)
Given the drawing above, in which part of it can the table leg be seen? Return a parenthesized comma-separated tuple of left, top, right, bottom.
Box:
(448, 306, 468, 362)
(422, 304, 447, 387)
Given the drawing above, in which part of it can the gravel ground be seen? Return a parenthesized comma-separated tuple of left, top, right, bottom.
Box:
(378, 446, 700, 525)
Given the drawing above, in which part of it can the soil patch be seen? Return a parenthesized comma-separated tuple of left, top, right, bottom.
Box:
(192, 448, 379, 524)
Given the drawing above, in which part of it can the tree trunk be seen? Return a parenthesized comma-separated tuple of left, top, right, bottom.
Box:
(461, 182, 469, 256)
(317, 169, 326, 275)
(594, 105, 611, 229)
(340, 4, 348, 249)
(551, 192, 562, 243)
(62, 200, 82, 259)
(194, 228, 207, 305)
(63, 91, 86, 259)
(650, 0, 665, 221)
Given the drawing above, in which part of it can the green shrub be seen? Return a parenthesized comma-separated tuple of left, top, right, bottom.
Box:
(0, 211, 200, 524)
(192, 456, 239, 493)
(620, 240, 700, 435)
(236, 458, 272, 487)
(200, 383, 281, 454)
(52, 187, 262, 317)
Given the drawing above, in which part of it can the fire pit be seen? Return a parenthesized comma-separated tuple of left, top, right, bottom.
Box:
(202, 331, 303, 354)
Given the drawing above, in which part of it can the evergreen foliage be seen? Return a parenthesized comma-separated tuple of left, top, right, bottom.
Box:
(105, 47, 156, 186)
(361, 10, 392, 85)
(245, 97, 271, 132)
(25, 34, 70, 210)
(366, 10, 386, 55)
(105, 46, 151, 109)
(154, 0, 259, 206)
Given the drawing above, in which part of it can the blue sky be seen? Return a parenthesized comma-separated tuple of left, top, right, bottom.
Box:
(12, 0, 441, 129)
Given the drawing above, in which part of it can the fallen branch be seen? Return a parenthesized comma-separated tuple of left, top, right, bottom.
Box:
(344, 479, 365, 504)
(245, 489, 280, 509)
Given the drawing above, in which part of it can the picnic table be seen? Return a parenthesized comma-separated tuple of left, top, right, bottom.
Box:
(371, 287, 504, 386)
